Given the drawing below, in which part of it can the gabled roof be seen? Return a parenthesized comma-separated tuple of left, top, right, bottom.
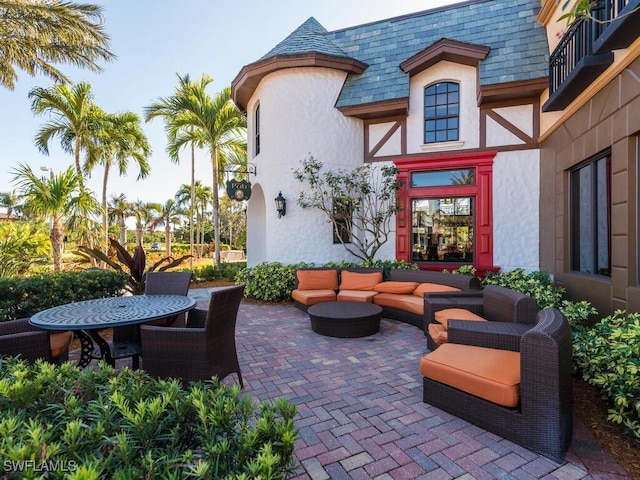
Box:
(232, 0, 549, 112)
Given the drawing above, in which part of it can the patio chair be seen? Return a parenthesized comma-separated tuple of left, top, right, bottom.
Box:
(420, 308, 573, 462)
(0, 318, 72, 365)
(140, 283, 245, 387)
(110, 271, 193, 368)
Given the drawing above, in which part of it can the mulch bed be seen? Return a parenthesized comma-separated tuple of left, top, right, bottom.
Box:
(573, 377, 640, 479)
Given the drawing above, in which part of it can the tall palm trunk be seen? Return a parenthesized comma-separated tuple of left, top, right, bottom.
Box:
(102, 163, 110, 256)
(118, 215, 127, 247)
(212, 148, 221, 267)
(190, 143, 195, 269)
(165, 223, 171, 256)
(50, 214, 65, 272)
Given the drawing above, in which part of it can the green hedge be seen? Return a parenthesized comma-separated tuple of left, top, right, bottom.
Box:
(235, 260, 418, 302)
(0, 270, 127, 322)
(573, 310, 640, 438)
(0, 359, 298, 478)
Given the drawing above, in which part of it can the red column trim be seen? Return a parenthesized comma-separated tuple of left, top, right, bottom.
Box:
(393, 151, 497, 272)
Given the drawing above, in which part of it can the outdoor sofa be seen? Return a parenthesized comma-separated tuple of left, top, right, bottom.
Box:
(291, 267, 481, 328)
(420, 307, 573, 462)
(424, 284, 539, 351)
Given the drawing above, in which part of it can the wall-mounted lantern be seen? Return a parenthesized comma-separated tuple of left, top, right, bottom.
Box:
(275, 192, 286, 218)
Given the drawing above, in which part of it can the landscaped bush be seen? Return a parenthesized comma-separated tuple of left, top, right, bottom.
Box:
(0, 270, 127, 322)
(572, 310, 640, 438)
(482, 268, 565, 309)
(0, 358, 298, 478)
(192, 261, 247, 282)
(235, 262, 304, 302)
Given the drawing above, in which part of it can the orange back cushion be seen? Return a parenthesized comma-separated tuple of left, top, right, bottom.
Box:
(374, 281, 418, 294)
(297, 269, 338, 290)
(413, 283, 461, 297)
(340, 271, 383, 291)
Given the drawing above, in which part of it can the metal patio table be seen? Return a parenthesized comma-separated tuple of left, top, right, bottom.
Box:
(30, 295, 196, 369)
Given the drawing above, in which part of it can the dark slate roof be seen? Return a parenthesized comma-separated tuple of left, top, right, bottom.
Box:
(258, 0, 549, 108)
(260, 17, 351, 60)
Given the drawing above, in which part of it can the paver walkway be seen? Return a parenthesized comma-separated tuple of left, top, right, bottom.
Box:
(74, 290, 632, 480)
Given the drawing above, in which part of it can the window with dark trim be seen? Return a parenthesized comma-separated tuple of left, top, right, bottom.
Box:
(333, 197, 352, 244)
(424, 82, 459, 144)
(570, 151, 611, 276)
(254, 103, 260, 156)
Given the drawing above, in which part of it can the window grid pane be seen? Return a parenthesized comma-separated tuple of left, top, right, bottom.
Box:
(411, 197, 474, 263)
(424, 82, 459, 144)
(570, 153, 611, 276)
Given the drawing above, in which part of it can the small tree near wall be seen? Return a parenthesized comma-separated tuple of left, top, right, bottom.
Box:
(293, 156, 401, 263)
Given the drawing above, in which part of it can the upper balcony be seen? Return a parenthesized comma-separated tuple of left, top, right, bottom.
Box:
(592, 0, 640, 54)
(543, 0, 639, 112)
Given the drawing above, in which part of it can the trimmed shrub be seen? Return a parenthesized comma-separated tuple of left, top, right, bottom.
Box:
(482, 268, 564, 309)
(235, 262, 302, 302)
(0, 270, 127, 322)
(0, 358, 298, 478)
(573, 310, 640, 438)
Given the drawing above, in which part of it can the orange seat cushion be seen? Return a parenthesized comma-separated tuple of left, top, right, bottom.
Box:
(339, 271, 383, 291)
(296, 269, 338, 291)
(291, 289, 337, 306)
(337, 290, 378, 303)
(373, 281, 418, 294)
(50, 331, 73, 359)
(428, 323, 448, 345)
(420, 343, 521, 408)
(434, 308, 486, 329)
(373, 293, 423, 315)
(413, 283, 461, 297)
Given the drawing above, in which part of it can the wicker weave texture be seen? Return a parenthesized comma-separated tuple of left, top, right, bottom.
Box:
(140, 284, 245, 388)
(422, 308, 572, 462)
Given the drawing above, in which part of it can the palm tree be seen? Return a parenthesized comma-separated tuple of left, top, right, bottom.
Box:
(11, 164, 99, 271)
(29, 82, 104, 187)
(131, 200, 159, 246)
(145, 74, 207, 269)
(0, 190, 22, 218)
(0, 0, 115, 90)
(144, 74, 246, 266)
(150, 199, 184, 257)
(108, 193, 133, 247)
(193, 181, 212, 256)
(89, 111, 151, 254)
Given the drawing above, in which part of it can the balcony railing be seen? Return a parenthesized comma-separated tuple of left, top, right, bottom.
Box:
(592, 0, 640, 53)
(543, 12, 614, 111)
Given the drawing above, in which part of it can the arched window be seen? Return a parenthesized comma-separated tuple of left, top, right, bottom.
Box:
(424, 82, 459, 143)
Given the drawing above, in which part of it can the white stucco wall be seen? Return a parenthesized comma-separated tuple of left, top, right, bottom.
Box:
(492, 150, 540, 272)
(245, 67, 366, 266)
(406, 62, 479, 153)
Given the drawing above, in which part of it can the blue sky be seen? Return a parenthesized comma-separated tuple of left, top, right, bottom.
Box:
(1, 0, 458, 206)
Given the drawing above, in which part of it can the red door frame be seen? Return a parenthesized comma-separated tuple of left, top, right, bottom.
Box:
(394, 151, 497, 273)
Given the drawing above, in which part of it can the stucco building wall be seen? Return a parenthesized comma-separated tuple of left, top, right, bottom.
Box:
(246, 67, 365, 266)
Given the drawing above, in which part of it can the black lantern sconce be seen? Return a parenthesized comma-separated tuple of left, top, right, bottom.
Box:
(274, 191, 286, 218)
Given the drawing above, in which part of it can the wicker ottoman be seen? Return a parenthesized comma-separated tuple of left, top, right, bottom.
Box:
(308, 301, 382, 338)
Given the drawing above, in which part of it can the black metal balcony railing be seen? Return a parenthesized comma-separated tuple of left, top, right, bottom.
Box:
(544, 0, 639, 111)
(592, 0, 640, 53)
(548, 18, 598, 96)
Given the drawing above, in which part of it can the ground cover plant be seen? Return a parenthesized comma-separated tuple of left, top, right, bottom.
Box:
(0, 358, 298, 479)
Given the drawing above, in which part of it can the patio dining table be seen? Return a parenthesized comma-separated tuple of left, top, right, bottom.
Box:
(29, 295, 196, 369)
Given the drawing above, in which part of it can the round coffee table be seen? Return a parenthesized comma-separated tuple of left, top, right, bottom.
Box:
(308, 301, 383, 338)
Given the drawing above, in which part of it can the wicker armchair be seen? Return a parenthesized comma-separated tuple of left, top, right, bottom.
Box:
(421, 308, 573, 462)
(425, 284, 538, 350)
(140, 284, 245, 388)
(111, 271, 193, 368)
(0, 318, 72, 365)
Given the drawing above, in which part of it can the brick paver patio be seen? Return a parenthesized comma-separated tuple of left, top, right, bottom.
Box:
(72, 291, 631, 480)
